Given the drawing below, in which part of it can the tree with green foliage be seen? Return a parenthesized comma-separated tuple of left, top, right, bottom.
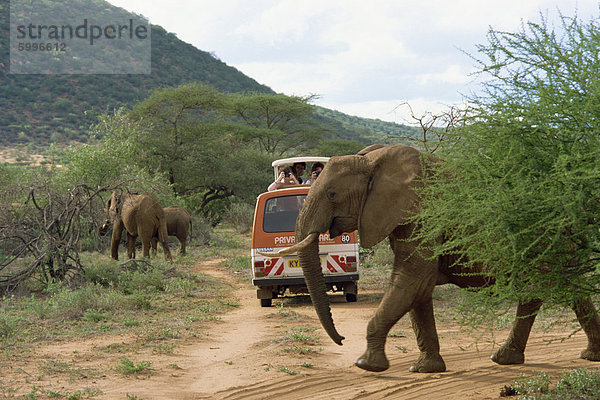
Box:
(129, 83, 227, 187)
(228, 93, 322, 155)
(58, 110, 173, 198)
(313, 138, 366, 156)
(414, 13, 600, 308)
(129, 84, 276, 214)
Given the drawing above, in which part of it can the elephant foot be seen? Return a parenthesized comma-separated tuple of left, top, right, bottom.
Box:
(355, 349, 389, 372)
(580, 347, 600, 361)
(490, 344, 524, 365)
(409, 353, 446, 373)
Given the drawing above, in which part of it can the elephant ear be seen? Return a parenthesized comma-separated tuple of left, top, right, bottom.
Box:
(109, 191, 121, 215)
(359, 145, 423, 248)
(356, 144, 385, 156)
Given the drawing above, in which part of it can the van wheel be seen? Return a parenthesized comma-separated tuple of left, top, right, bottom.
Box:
(345, 293, 357, 303)
(260, 298, 272, 307)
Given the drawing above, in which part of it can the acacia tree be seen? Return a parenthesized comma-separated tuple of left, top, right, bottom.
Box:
(129, 83, 227, 188)
(228, 93, 322, 155)
(127, 85, 324, 214)
(415, 13, 600, 308)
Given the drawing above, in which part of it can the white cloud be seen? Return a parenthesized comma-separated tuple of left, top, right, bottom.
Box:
(416, 65, 474, 86)
(319, 97, 465, 126)
(106, 0, 600, 122)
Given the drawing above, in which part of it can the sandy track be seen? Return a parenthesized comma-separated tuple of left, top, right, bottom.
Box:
(6, 258, 598, 400)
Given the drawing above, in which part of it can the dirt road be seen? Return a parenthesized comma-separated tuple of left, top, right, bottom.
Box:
(8, 259, 596, 399)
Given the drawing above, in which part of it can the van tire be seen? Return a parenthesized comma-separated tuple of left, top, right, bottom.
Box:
(345, 293, 357, 303)
(260, 298, 273, 307)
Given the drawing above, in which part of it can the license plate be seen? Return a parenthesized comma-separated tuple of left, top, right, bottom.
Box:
(288, 259, 321, 268)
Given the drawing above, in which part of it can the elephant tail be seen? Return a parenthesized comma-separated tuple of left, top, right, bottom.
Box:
(188, 219, 192, 244)
(158, 218, 169, 243)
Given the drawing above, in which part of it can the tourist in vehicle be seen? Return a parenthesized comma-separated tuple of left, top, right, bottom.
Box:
(268, 166, 299, 191)
(305, 162, 324, 185)
(292, 162, 306, 184)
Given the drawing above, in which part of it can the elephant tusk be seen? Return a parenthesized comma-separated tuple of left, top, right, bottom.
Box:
(258, 232, 319, 257)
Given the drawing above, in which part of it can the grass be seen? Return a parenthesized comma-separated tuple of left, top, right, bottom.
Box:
(277, 326, 322, 355)
(501, 369, 600, 399)
(40, 360, 101, 379)
(0, 231, 241, 350)
(0, 225, 247, 400)
(221, 255, 252, 278)
(359, 242, 393, 291)
(116, 358, 152, 376)
(279, 366, 299, 375)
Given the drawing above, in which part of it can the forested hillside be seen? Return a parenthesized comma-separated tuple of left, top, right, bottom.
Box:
(314, 106, 419, 144)
(0, 0, 273, 145)
(0, 0, 418, 147)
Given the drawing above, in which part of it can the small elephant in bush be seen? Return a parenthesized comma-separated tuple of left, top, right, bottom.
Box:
(151, 206, 192, 255)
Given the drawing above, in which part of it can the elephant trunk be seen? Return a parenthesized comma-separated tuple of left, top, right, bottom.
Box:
(298, 233, 345, 346)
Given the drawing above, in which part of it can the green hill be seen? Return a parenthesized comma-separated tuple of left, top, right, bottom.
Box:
(314, 106, 419, 145)
(0, 0, 419, 147)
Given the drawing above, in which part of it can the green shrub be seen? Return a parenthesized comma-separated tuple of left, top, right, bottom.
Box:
(127, 290, 154, 310)
(118, 269, 167, 294)
(116, 358, 152, 376)
(549, 369, 600, 399)
(223, 202, 254, 234)
(512, 372, 551, 397)
(84, 262, 122, 287)
(49, 284, 127, 320)
(190, 216, 212, 245)
(359, 242, 394, 290)
(504, 369, 600, 399)
(0, 314, 22, 339)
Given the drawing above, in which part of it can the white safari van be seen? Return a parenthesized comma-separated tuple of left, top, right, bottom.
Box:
(251, 157, 360, 307)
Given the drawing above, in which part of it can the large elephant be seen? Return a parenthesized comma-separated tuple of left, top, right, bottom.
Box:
(99, 191, 172, 262)
(151, 206, 192, 255)
(265, 144, 600, 373)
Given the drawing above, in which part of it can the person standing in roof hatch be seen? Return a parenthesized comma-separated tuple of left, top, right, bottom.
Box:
(305, 162, 324, 185)
(292, 162, 306, 184)
(268, 166, 299, 191)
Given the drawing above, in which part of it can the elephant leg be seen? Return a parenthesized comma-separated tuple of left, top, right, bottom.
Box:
(409, 299, 446, 372)
(356, 259, 441, 372)
(141, 237, 151, 258)
(491, 299, 542, 365)
(178, 236, 186, 255)
(150, 237, 158, 256)
(110, 224, 123, 260)
(572, 297, 600, 361)
(126, 233, 136, 259)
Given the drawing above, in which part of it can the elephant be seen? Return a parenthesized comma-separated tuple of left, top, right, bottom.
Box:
(99, 191, 172, 262)
(151, 206, 192, 255)
(264, 144, 600, 373)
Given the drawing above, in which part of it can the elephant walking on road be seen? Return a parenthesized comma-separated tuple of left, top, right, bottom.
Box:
(263, 144, 600, 373)
(151, 206, 192, 255)
(99, 191, 172, 262)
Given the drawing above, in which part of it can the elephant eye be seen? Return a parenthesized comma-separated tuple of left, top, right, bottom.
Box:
(326, 190, 335, 200)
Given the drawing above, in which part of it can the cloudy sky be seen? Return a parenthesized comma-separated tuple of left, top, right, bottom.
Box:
(108, 0, 598, 124)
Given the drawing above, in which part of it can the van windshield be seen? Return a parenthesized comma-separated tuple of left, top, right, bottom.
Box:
(263, 194, 307, 233)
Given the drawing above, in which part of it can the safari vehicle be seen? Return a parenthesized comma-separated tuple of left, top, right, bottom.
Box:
(251, 156, 360, 307)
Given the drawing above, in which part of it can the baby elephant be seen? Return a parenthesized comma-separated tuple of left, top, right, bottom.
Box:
(151, 206, 192, 255)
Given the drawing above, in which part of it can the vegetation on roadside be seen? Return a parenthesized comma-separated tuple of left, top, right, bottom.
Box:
(501, 369, 600, 399)
(414, 10, 600, 321)
(0, 227, 243, 356)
